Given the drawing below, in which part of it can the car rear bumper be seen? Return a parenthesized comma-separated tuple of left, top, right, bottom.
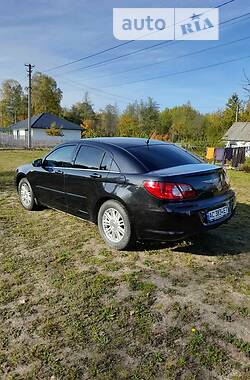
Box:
(135, 190, 236, 241)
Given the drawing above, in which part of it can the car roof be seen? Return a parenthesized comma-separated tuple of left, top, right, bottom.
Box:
(61, 137, 170, 149)
(54, 138, 172, 173)
(87, 137, 169, 148)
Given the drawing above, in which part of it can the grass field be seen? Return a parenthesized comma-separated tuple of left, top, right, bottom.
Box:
(0, 149, 250, 380)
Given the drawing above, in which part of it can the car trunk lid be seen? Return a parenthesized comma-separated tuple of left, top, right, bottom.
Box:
(146, 164, 229, 199)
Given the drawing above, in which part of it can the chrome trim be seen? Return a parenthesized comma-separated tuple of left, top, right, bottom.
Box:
(65, 192, 87, 199)
(78, 209, 89, 215)
(37, 185, 64, 194)
(45, 166, 120, 174)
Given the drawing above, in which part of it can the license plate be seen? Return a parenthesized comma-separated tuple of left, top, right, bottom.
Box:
(207, 205, 229, 222)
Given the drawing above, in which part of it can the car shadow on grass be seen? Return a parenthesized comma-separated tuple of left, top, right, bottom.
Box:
(136, 203, 250, 256)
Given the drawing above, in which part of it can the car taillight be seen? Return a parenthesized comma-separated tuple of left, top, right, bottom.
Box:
(143, 181, 196, 200)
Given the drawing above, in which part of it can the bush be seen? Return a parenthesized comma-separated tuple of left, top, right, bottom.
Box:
(240, 157, 250, 172)
(46, 122, 64, 137)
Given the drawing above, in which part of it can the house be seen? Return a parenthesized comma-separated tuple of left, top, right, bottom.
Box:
(11, 112, 82, 142)
(223, 121, 250, 156)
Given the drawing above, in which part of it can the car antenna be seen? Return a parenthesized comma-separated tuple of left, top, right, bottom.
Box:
(146, 130, 155, 146)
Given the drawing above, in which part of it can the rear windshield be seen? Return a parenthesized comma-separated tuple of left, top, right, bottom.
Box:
(128, 144, 202, 171)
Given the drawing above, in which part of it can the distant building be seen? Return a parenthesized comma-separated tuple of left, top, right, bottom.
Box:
(223, 121, 250, 156)
(10, 112, 82, 142)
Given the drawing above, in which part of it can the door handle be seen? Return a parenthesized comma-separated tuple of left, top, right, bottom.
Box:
(54, 169, 63, 174)
(90, 173, 102, 179)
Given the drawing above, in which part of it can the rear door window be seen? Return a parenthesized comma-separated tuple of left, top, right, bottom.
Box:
(100, 152, 120, 172)
(110, 160, 120, 172)
(74, 146, 105, 170)
(128, 144, 202, 171)
(100, 152, 112, 171)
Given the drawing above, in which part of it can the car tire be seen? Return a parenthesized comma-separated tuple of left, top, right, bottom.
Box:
(98, 200, 135, 250)
(18, 178, 37, 211)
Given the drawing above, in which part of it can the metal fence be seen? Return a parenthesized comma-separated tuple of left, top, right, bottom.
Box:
(0, 132, 62, 149)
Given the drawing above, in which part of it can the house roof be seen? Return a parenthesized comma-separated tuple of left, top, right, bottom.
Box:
(10, 112, 81, 131)
(223, 122, 250, 142)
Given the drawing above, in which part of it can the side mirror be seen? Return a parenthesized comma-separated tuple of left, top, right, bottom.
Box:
(32, 158, 43, 167)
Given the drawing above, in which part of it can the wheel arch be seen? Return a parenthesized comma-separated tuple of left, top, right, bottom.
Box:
(92, 196, 133, 224)
(16, 172, 26, 190)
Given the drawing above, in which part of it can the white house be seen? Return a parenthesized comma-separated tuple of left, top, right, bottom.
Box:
(223, 122, 250, 157)
(11, 112, 82, 143)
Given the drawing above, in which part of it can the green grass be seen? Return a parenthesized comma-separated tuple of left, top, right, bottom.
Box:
(0, 149, 250, 379)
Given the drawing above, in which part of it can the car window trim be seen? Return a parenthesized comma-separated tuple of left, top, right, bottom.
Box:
(43, 143, 121, 173)
(110, 158, 121, 173)
(43, 144, 78, 167)
(100, 151, 121, 173)
(48, 166, 120, 174)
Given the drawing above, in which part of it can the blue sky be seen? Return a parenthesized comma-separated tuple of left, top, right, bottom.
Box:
(0, 0, 250, 113)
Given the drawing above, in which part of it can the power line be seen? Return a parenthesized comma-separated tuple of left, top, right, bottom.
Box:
(90, 13, 250, 81)
(44, 41, 135, 73)
(44, 0, 236, 74)
(36, 1, 241, 106)
(58, 76, 135, 103)
(50, 52, 250, 105)
(55, 9, 246, 77)
(90, 32, 250, 81)
(41, 14, 248, 106)
(103, 54, 250, 87)
(35, 63, 135, 104)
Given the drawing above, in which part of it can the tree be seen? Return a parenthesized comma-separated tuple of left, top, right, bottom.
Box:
(169, 103, 200, 142)
(159, 107, 172, 134)
(118, 114, 139, 136)
(0, 79, 25, 127)
(205, 110, 226, 145)
(124, 101, 140, 121)
(224, 93, 243, 125)
(81, 119, 97, 138)
(46, 121, 63, 136)
(32, 72, 62, 115)
(239, 104, 250, 122)
(63, 92, 95, 125)
(98, 104, 119, 136)
(139, 97, 160, 136)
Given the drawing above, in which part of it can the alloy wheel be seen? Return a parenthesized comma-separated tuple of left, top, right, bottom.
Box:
(102, 207, 125, 243)
(20, 183, 32, 208)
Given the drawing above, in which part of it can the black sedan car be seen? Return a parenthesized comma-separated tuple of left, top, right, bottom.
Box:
(16, 138, 236, 250)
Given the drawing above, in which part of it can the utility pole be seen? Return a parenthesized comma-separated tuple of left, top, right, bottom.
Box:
(235, 104, 239, 122)
(25, 64, 34, 149)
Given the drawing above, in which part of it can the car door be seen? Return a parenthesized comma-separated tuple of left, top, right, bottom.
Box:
(65, 145, 111, 219)
(33, 144, 77, 210)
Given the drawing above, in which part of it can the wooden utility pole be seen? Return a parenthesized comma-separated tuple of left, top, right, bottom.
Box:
(235, 104, 240, 122)
(25, 64, 34, 149)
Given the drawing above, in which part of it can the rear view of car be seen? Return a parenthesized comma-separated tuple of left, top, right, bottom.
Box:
(126, 143, 236, 243)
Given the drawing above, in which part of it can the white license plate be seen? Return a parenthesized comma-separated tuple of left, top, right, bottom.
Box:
(207, 205, 229, 222)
